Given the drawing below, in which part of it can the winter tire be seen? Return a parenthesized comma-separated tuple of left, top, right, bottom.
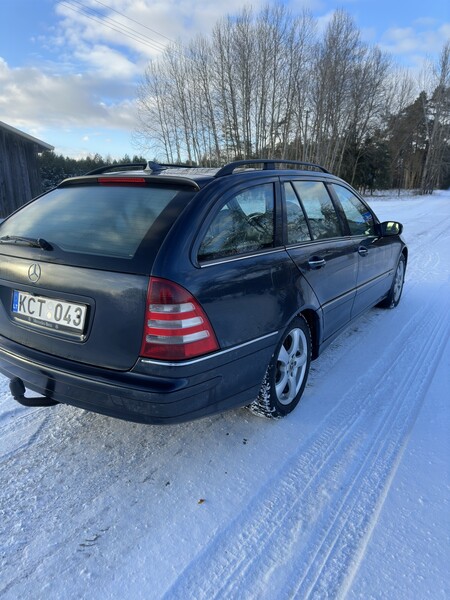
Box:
(248, 316, 311, 419)
(378, 254, 406, 309)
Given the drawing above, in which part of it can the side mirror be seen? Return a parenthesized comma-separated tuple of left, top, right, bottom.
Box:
(379, 221, 403, 236)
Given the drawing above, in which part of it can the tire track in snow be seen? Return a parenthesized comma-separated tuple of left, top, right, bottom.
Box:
(400, 200, 450, 285)
(285, 296, 449, 598)
(163, 289, 450, 599)
(0, 404, 223, 597)
(0, 405, 55, 465)
(0, 405, 46, 435)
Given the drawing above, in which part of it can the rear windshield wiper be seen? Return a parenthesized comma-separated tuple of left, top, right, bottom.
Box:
(0, 236, 53, 250)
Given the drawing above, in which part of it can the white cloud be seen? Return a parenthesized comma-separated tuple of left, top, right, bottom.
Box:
(380, 22, 450, 61)
(315, 10, 335, 34)
(52, 0, 269, 69)
(414, 17, 439, 28)
(0, 61, 138, 132)
(72, 43, 142, 79)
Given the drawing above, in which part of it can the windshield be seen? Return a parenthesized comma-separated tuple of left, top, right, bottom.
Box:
(0, 184, 186, 260)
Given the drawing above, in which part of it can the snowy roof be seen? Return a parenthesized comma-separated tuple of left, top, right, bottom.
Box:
(0, 120, 54, 151)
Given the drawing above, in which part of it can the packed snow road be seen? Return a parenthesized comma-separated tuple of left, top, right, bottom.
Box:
(1, 192, 449, 599)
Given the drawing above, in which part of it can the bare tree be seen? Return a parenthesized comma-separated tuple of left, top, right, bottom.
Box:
(136, 61, 181, 162)
(136, 4, 415, 192)
(420, 41, 450, 194)
(342, 46, 391, 184)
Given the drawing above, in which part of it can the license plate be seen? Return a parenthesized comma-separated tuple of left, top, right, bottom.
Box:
(12, 290, 87, 334)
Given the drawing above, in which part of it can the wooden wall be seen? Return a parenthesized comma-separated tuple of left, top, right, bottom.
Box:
(0, 127, 44, 218)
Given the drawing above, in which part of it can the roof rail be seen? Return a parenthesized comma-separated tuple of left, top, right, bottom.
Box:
(215, 159, 329, 177)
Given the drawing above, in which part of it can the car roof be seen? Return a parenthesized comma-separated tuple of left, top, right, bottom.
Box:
(59, 159, 336, 190)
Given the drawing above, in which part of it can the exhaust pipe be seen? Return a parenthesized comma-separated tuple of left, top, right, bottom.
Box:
(9, 377, 59, 407)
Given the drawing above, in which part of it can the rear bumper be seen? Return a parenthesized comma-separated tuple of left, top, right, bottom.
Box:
(0, 333, 276, 424)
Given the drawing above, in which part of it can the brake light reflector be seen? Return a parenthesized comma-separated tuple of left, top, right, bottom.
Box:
(98, 177, 146, 184)
(140, 278, 219, 360)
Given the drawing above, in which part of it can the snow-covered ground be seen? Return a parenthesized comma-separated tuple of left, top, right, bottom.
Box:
(1, 192, 449, 599)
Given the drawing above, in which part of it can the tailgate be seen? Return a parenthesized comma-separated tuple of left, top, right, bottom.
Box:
(0, 256, 148, 370)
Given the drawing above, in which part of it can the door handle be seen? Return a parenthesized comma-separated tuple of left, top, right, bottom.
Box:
(358, 246, 369, 257)
(308, 257, 326, 269)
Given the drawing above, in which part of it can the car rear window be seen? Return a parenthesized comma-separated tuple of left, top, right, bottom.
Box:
(1, 184, 185, 260)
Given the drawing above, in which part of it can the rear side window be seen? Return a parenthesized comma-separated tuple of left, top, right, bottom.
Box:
(198, 183, 274, 261)
(0, 184, 183, 259)
(292, 181, 342, 240)
(332, 185, 376, 236)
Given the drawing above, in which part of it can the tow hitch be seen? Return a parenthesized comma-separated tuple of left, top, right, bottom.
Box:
(9, 377, 59, 407)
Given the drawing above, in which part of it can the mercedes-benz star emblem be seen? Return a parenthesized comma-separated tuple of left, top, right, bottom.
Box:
(28, 263, 41, 283)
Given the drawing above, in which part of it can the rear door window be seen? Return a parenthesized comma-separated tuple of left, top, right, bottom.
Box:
(292, 181, 343, 240)
(198, 183, 275, 261)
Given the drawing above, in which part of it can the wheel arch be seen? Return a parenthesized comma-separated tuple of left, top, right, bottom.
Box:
(299, 308, 321, 360)
(401, 246, 408, 265)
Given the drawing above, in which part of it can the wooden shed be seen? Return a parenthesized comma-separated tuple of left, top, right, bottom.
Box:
(0, 121, 54, 218)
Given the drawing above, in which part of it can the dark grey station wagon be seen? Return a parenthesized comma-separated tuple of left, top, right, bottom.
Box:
(0, 160, 407, 423)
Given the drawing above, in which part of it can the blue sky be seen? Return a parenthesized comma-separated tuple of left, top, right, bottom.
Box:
(0, 0, 449, 159)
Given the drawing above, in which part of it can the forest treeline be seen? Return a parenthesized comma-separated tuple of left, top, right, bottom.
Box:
(135, 6, 450, 194)
(38, 152, 147, 191)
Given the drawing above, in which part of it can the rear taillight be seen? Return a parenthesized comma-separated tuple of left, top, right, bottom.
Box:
(140, 277, 219, 360)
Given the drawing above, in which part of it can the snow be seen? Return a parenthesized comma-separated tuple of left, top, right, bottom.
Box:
(1, 191, 449, 599)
